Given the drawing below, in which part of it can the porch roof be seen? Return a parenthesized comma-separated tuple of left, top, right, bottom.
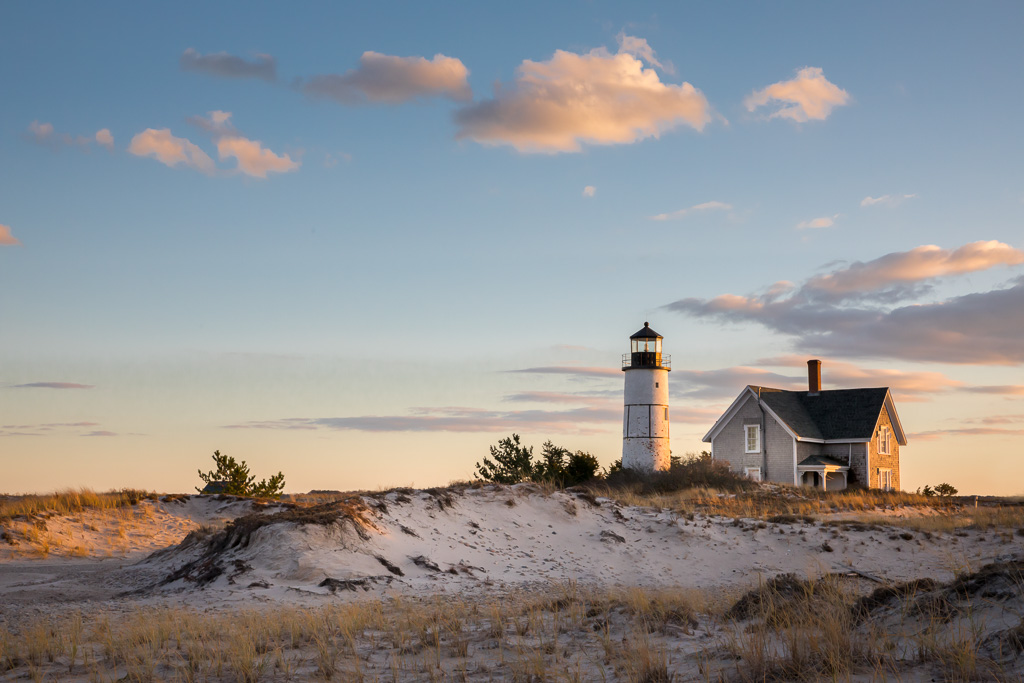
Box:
(797, 455, 848, 469)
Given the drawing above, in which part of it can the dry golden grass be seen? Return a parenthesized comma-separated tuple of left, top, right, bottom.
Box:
(2, 573, 1019, 682)
(588, 483, 1024, 533)
(0, 488, 154, 523)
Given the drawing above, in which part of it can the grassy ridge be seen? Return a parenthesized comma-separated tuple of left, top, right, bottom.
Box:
(0, 488, 155, 523)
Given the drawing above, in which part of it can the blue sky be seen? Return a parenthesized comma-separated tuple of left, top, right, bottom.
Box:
(2, 1, 1023, 494)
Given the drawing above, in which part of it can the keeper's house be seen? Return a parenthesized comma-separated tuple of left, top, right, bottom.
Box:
(702, 360, 906, 491)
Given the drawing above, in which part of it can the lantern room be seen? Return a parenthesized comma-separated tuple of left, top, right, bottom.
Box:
(623, 322, 670, 370)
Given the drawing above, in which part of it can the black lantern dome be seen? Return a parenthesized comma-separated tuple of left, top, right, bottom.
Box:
(623, 322, 671, 370)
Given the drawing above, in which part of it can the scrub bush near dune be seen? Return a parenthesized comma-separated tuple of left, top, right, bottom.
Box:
(603, 451, 754, 494)
(475, 434, 601, 487)
(197, 450, 285, 499)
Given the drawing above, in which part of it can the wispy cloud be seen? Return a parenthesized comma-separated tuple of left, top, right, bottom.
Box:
(796, 214, 838, 229)
(180, 48, 277, 82)
(666, 242, 1024, 364)
(861, 193, 916, 208)
(960, 385, 1024, 396)
(12, 382, 94, 389)
(28, 120, 55, 142)
(910, 427, 1024, 441)
(224, 404, 619, 435)
(615, 33, 668, 72)
(128, 129, 216, 174)
(26, 120, 110, 149)
(651, 201, 731, 222)
(507, 365, 620, 379)
(0, 224, 21, 246)
(752, 355, 965, 402)
(454, 37, 711, 153)
(0, 421, 105, 438)
(303, 52, 471, 104)
(582, 185, 596, 198)
(745, 67, 850, 122)
(82, 430, 118, 437)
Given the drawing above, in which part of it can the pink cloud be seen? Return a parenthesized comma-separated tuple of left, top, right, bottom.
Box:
(753, 356, 963, 402)
(128, 128, 216, 174)
(806, 241, 1024, 295)
(304, 52, 471, 104)
(0, 224, 21, 246)
(745, 67, 850, 122)
(216, 136, 299, 178)
(667, 242, 1024, 364)
(95, 129, 114, 149)
(796, 214, 838, 229)
(454, 40, 711, 153)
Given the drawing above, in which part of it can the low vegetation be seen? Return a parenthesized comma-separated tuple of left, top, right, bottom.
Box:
(474, 434, 600, 487)
(0, 488, 154, 523)
(2, 562, 1021, 681)
(197, 450, 285, 499)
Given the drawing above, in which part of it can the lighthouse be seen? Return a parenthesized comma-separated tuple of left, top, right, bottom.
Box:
(621, 322, 671, 472)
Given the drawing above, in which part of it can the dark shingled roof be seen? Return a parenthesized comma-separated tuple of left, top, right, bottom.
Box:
(750, 386, 890, 440)
(630, 322, 663, 339)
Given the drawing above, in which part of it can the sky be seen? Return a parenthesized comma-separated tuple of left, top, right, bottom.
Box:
(2, 1, 1023, 496)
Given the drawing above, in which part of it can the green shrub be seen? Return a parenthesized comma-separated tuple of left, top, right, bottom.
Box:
(197, 450, 285, 499)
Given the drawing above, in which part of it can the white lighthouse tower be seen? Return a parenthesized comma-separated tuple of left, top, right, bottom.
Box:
(621, 322, 671, 472)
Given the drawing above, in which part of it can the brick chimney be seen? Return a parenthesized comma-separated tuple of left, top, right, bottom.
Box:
(807, 359, 822, 394)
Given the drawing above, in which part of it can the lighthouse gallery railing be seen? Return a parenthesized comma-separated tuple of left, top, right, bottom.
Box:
(622, 353, 671, 369)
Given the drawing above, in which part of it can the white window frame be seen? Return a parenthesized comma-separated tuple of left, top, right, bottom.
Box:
(878, 426, 891, 455)
(879, 468, 893, 491)
(744, 424, 761, 453)
(744, 467, 762, 482)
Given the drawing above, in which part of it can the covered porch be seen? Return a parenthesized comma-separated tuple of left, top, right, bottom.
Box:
(797, 455, 848, 491)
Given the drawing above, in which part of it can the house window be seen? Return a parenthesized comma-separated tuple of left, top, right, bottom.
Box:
(879, 468, 893, 491)
(744, 467, 762, 482)
(744, 424, 760, 453)
(878, 426, 891, 454)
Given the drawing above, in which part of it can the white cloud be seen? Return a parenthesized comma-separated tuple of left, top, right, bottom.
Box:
(582, 185, 596, 198)
(651, 200, 732, 221)
(454, 39, 711, 153)
(745, 67, 850, 122)
(95, 129, 114, 149)
(128, 128, 216, 174)
(796, 214, 838, 229)
(0, 224, 21, 246)
(303, 52, 471, 104)
(216, 136, 299, 178)
(861, 193, 917, 207)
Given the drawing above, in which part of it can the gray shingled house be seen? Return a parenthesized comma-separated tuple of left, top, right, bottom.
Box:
(702, 360, 906, 490)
